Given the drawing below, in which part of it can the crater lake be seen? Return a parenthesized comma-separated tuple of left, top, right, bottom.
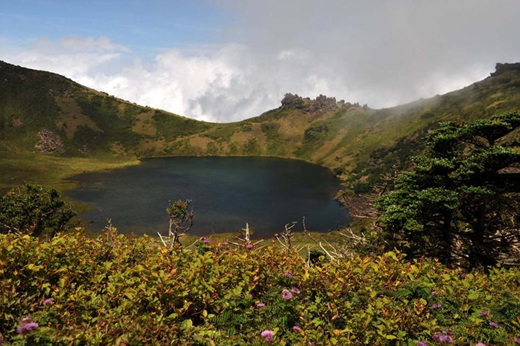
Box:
(66, 157, 349, 238)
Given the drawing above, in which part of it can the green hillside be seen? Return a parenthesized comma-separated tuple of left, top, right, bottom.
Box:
(2, 61, 520, 192)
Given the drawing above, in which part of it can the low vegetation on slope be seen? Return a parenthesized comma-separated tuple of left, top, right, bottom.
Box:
(0, 232, 519, 345)
(0, 61, 211, 158)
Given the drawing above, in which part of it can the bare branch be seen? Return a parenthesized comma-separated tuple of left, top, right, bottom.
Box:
(157, 232, 168, 248)
(319, 242, 337, 261)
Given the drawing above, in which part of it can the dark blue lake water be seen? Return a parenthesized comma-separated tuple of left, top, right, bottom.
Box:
(66, 157, 349, 238)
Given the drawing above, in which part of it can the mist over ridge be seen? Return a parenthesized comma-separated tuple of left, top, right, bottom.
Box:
(2, 0, 520, 122)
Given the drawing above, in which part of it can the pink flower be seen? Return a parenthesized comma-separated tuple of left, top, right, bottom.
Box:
(43, 298, 53, 305)
(246, 243, 253, 250)
(199, 237, 210, 244)
(476, 343, 486, 346)
(17, 322, 38, 334)
(282, 289, 293, 300)
(291, 287, 301, 295)
(438, 335, 453, 343)
(432, 291, 438, 297)
(256, 302, 265, 308)
(481, 310, 488, 317)
(284, 272, 292, 277)
(21, 317, 31, 323)
(442, 330, 453, 335)
(515, 338, 520, 344)
(430, 303, 441, 309)
(293, 325, 302, 332)
(490, 322, 499, 328)
(417, 342, 427, 346)
(261, 329, 274, 342)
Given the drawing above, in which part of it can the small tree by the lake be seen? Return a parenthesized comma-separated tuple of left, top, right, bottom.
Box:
(158, 199, 194, 250)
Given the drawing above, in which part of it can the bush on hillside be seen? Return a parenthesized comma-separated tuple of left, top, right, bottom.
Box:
(0, 184, 75, 237)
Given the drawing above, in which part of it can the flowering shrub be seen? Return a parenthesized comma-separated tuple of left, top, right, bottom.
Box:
(0, 233, 519, 344)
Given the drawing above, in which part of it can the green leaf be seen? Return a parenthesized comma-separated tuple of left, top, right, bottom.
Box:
(181, 319, 193, 329)
(468, 291, 480, 300)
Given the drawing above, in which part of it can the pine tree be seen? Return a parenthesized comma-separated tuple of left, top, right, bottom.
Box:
(377, 113, 520, 269)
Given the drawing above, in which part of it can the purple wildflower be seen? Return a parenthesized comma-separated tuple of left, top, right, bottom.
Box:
(256, 302, 265, 308)
(246, 243, 253, 250)
(490, 322, 499, 328)
(282, 289, 293, 300)
(433, 333, 441, 340)
(417, 342, 427, 346)
(43, 298, 53, 305)
(438, 335, 453, 343)
(442, 329, 453, 335)
(431, 303, 441, 309)
(432, 291, 438, 297)
(24, 322, 38, 330)
(481, 310, 489, 317)
(199, 237, 210, 244)
(284, 272, 292, 277)
(21, 317, 31, 323)
(476, 343, 486, 346)
(293, 325, 302, 332)
(17, 322, 39, 334)
(515, 338, 520, 345)
(291, 287, 301, 295)
(261, 330, 274, 342)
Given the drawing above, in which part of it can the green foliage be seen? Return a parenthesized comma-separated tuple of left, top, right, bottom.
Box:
(166, 199, 194, 234)
(74, 93, 142, 150)
(153, 110, 211, 141)
(160, 199, 195, 249)
(303, 124, 329, 142)
(242, 138, 261, 155)
(206, 141, 218, 155)
(0, 184, 75, 237)
(227, 142, 239, 155)
(296, 123, 333, 159)
(0, 233, 519, 344)
(377, 114, 520, 269)
(261, 122, 285, 155)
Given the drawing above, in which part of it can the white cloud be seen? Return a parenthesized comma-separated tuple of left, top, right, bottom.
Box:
(1, 37, 123, 81)
(1, 38, 355, 122)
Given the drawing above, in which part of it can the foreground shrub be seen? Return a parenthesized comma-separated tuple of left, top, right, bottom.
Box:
(0, 232, 519, 344)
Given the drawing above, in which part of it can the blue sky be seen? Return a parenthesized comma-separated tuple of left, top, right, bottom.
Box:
(1, 1, 520, 122)
(1, 0, 227, 54)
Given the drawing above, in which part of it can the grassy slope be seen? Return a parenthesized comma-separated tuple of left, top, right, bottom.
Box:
(0, 61, 210, 190)
(2, 61, 520, 193)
